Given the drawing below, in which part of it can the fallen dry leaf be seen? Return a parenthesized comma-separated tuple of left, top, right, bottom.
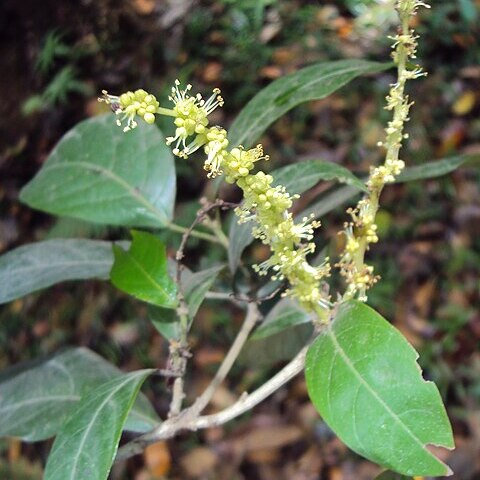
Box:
(290, 445, 323, 479)
(132, 0, 156, 15)
(452, 91, 476, 116)
(272, 46, 301, 66)
(227, 424, 304, 456)
(194, 348, 225, 368)
(413, 280, 436, 317)
(202, 62, 223, 84)
(247, 447, 280, 464)
(8, 438, 21, 462)
(210, 384, 237, 410)
(260, 65, 283, 79)
(180, 446, 218, 478)
(144, 441, 171, 478)
(437, 120, 467, 156)
(330, 466, 343, 480)
(260, 24, 281, 44)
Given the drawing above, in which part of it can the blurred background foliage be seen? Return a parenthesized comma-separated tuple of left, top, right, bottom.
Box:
(0, 0, 479, 478)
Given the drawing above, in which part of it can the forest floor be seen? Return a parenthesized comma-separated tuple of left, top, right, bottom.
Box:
(0, 1, 479, 479)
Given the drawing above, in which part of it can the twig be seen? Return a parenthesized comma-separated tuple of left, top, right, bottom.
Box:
(203, 208, 231, 248)
(188, 302, 261, 417)
(175, 200, 237, 280)
(156, 369, 183, 378)
(256, 281, 287, 302)
(204, 287, 285, 304)
(204, 291, 237, 300)
(167, 222, 223, 244)
(169, 377, 185, 417)
(115, 346, 307, 461)
(168, 199, 237, 416)
(194, 346, 307, 428)
(174, 198, 237, 323)
(166, 336, 189, 417)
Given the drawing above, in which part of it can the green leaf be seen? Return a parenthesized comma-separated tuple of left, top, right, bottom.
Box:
(182, 264, 224, 319)
(242, 323, 313, 367)
(229, 60, 391, 148)
(252, 298, 312, 340)
(305, 301, 454, 477)
(298, 154, 478, 221)
(272, 160, 367, 194)
(298, 185, 360, 221)
(149, 264, 223, 340)
(395, 154, 477, 183)
(20, 115, 175, 228)
(46, 217, 108, 239)
(241, 298, 314, 367)
(0, 348, 159, 441)
(228, 216, 254, 273)
(110, 230, 177, 308)
(22, 95, 44, 115)
(44, 369, 154, 480)
(150, 308, 181, 341)
(459, 0, 478, 22)
(0, 239, 116, 304)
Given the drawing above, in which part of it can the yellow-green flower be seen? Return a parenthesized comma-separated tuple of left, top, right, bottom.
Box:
(99, 89, 160, 132)
(337, 0, 428, 302)
(203, 128, 229, 178)
(166, 80, 224, 158)
(222, 145, 269, 183)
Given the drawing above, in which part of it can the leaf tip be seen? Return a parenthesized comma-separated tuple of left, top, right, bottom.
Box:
(445, 465, 454, 476)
